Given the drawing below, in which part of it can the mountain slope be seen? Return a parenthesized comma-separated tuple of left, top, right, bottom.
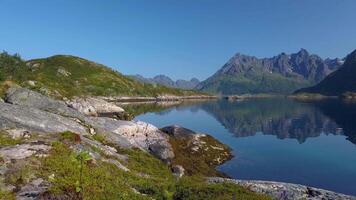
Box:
(197, 49, 342, 94)
(295, 49, 356, 96)
(130, 74, 200, 90)
(0, 52, 199, 98)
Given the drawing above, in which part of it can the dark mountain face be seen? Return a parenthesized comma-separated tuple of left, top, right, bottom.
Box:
(197, 49, 342, 94)
(129, 74, 200, 90)
(296, 49, 356, 96)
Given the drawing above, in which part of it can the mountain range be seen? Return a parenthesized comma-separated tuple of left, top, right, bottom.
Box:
(129, 74, 200, 90)
(196, 49, 343, 94)
(296, 49, 356, 96)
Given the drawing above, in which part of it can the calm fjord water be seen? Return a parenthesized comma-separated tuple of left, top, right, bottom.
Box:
(134, 98, 356, 195)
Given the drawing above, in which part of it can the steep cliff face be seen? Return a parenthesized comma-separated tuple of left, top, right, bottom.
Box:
(296, 49, 356, 96)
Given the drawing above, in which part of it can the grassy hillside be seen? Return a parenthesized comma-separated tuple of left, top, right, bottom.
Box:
(0, 52, 199, 98)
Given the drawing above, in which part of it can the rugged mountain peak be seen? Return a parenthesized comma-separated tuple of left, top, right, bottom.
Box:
(296, 48, 309, 56)
(295, 49, 356, 96)
(197, 49, 342, 94)
(344, 49, 356, 65)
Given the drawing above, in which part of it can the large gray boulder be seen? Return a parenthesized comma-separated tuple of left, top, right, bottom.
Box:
(5, 87, 83, 119)
(161, 125, 197, 138)
(0, 102, 88, 134)
(85, 117, 174, 161)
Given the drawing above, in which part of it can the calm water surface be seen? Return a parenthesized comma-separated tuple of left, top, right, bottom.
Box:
(131, 98, 356, 195)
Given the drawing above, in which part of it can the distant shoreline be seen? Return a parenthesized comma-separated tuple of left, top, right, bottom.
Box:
(100, 95, 218, 102)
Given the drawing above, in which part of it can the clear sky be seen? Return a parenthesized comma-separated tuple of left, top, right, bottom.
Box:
(0, 0, 356, 80)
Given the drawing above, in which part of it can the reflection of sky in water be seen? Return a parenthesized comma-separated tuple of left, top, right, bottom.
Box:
(136, 99, 356, 195)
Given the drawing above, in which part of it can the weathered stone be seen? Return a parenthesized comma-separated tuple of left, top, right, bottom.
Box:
(1, 87, 174, 161)
(85, 117, 174, 161)
(66, 97, 124, 117)
(207, 177, 356, 200)
(5, 87, 83, 119)
(172, 165, 185, 178)
(26, 80, 36, 87)
(16, 178, 50, 200)
(161, 124, 197, 138)
(67, 97, 97, 116)
(57, 67, 71, 76)
(0, 144, 51, 162)
(5, 129, 31, 139)
(81, 136, 127, 161)
(0, 102, 88, 135)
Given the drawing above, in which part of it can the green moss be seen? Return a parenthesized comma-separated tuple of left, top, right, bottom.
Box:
(91, 133, 107, 144)
(59, 131, 81, 144)
(39, 142, 176, 200)
(0, 132, 22, 146)
(0, 138, 270, 200)
(0, 190, 15, 200)
(169, 135, 232, 177)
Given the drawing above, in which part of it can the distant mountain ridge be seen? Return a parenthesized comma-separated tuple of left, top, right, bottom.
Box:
(296, 49, 356, 96)
(129, 74, 200, 90)
(196, 49, 343, 94)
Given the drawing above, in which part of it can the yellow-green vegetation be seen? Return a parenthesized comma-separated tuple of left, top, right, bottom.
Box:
(0, 132, 22, 147)
(174, 176, 271, 200)
(0, 51, 200, 98)
(0, 130, 270, 200)
(38, 142, 269, 200)
(39, 142, 155, 199)
(169, 135, 232, 177)
(0, 190, 15, 200)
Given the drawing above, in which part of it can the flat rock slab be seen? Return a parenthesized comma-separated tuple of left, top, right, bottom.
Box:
(0, 144, 51, 161)
(0, 102, 88, 135)
(208, 177, 356, 200)
(5, 87, 83, 119)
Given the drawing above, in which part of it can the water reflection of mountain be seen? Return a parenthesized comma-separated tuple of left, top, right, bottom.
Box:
(199, 99, 345, 144)
(312, 100, 356, 144)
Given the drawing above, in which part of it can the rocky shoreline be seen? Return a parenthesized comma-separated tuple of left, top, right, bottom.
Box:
(0, 87, 355, 199)
(208, 177, 356, 200)
(100, 95, 218, 103)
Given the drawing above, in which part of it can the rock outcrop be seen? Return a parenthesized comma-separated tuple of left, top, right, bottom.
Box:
(208, 177, 356, 200)
(161, 125, 232, 176)
(1, 87, 174, 161)
(5, 87, 82, 119)
(0, 102, 88, 135)
(0, 144, 51, 162)
(66, 97, 125, 116)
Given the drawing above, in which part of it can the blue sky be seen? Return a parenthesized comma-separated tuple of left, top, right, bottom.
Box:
(0, 0, 355, 80)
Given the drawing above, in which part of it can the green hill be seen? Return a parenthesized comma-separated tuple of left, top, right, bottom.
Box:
(0, 52, 198, 98)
